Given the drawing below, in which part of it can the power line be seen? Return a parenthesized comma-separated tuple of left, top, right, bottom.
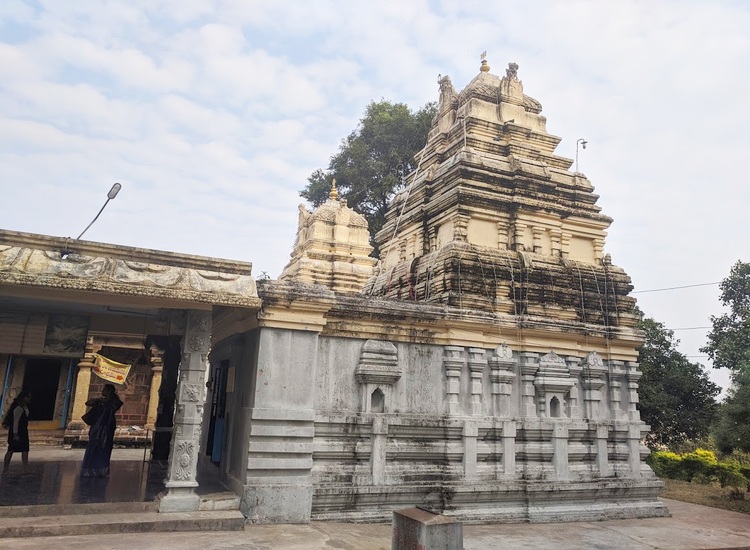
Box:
(632, 282, 720, 294)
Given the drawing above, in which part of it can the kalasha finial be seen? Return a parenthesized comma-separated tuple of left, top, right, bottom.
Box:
(329, 178, 338, 201)
(480, 51, 490, 73)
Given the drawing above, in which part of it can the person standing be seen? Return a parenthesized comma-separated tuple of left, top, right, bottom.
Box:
(80, 384, 123, 477)
(3, 391, 31, 473)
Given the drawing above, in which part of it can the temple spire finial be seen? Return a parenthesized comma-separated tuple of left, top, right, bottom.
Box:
(329, 179, 338, 201)
(480, 51, 490, 73)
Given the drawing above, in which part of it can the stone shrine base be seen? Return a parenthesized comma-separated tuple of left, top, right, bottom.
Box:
(312, 479, 668, 524)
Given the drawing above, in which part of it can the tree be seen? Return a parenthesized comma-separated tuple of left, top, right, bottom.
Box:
(300, 100, 436, 254)
(702, 260, 750, 453)
(637, 314, 720, 449)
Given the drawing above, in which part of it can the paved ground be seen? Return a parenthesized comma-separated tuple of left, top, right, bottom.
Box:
(0, 498, 748, 549)
(1, 448, 749, 549)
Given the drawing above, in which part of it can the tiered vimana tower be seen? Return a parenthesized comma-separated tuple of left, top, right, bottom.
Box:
(366, 58, 633, 334)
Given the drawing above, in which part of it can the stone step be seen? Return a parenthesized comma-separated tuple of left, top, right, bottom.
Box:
(0, 501, 157, 518)
(198, 491, 241, 511)
(0, 510, 245, 538)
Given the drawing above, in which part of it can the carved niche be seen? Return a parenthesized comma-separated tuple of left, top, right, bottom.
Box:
(355, 340, 401, 413)
(533, 351, 575, 418)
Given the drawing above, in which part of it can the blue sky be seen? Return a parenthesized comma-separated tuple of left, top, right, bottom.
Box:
(1, 1, 748, 390)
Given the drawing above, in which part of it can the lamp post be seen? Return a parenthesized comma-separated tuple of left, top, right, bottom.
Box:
(76, 183, 122, 240)
(575, 139, 588, 173)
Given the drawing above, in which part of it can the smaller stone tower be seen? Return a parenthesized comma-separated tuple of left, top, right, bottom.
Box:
(279, 181, 376, 293)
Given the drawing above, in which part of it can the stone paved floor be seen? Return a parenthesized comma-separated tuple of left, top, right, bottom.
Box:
(1, 448, 749, 549)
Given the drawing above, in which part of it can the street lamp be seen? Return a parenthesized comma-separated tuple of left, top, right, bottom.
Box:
(575, 139, 588, 173)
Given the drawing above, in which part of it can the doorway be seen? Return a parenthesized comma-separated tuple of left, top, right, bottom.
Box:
(206, 360, 229, 465)
(22, 358, 62, 421)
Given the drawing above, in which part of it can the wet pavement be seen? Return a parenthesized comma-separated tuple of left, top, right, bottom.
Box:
(0, 448, 163, 507)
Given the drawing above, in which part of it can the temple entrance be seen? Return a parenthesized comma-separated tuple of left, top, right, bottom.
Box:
(22, 357, 61, 422)
(206, 360, 229, 465)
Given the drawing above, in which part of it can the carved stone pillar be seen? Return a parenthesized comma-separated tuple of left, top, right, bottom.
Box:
(158, 310, 210, 513)
(463, 421, 478, 480)
(69, 336, 101, 430)
(145, 343, 164, 431)
(488, 343, 515, 417)
(626, 361, 642, 421)
(596, 424, 610, 477)
(519, 352, 539, 417)
(467, 348, 486, 416)
(443, 346, 464, 416)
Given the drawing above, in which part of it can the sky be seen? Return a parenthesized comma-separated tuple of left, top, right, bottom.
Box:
(1, 1, 748, 391)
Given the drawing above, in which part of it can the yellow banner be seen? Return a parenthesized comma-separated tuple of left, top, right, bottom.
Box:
(93, 353, 131, 385)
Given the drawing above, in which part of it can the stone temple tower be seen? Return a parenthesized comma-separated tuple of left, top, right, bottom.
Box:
(366, 58, 636, 340)
(213, 56, 665, 524)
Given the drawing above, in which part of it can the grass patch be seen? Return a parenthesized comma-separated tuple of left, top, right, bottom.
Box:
(661, 478, 750, 514)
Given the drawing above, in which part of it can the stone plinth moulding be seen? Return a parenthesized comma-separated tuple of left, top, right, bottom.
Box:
(488, 343, 515, 417)
(355, 339, 401, 414)
(443, 346, 465, 415)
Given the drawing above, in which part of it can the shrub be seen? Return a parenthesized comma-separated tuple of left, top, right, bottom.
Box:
(711, 462, 748, 489)
(648, 451, 682, 478)
(679, 449, 717, 481)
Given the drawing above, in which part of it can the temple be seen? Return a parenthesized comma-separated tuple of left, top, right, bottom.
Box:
(0, 57, 666, 523)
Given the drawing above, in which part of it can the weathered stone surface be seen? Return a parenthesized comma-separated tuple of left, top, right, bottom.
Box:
(0, 230, 260, 308)
(392, 508, 463, 550)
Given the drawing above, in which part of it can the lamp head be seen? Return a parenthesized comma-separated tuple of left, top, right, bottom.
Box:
(107, 182, 122, 200)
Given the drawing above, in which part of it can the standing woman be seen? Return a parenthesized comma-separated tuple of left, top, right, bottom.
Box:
(81, 384, 123, 477)
(3, 391, 31, 473)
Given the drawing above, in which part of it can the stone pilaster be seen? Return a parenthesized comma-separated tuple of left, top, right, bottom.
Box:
(145, 343, 164, 431)
(596, 424, 610, 477)
(580, 351, 607, 420)
(628, 424, 642, 478)
(463, 421, 478, 480)
(552, 423, 569, 480)
(626, 361, 642, 421)
(502, 420, 516, 477)
(69, 336, 101, 430)
(467, 348, 487, 416)
(519, 352, 539, 417)
(443, 346, 464, 416)
(158, 310, 211, 513)
(566, 356, 582, 418)
(371, 417, 388, 485)
(488, 343, 515, 417)
(609, 360, 626, 420)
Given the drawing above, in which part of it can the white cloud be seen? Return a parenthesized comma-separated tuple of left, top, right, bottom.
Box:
(1, 0, 748, 391)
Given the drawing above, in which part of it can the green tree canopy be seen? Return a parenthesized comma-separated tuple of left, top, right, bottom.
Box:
(701, 260, 750, 372)
(300, 100, 436, 254)
(702, 260, 750, 453)
(637, 313, 720, 449)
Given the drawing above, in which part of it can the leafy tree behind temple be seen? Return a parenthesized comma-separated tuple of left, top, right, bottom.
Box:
(300, 100, 436, 255)
(637, 313, 720, 449)
(702, 260, 750, 452)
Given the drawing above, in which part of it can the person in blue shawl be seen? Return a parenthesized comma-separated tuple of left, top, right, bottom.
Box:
(81, 384, 123, 477)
